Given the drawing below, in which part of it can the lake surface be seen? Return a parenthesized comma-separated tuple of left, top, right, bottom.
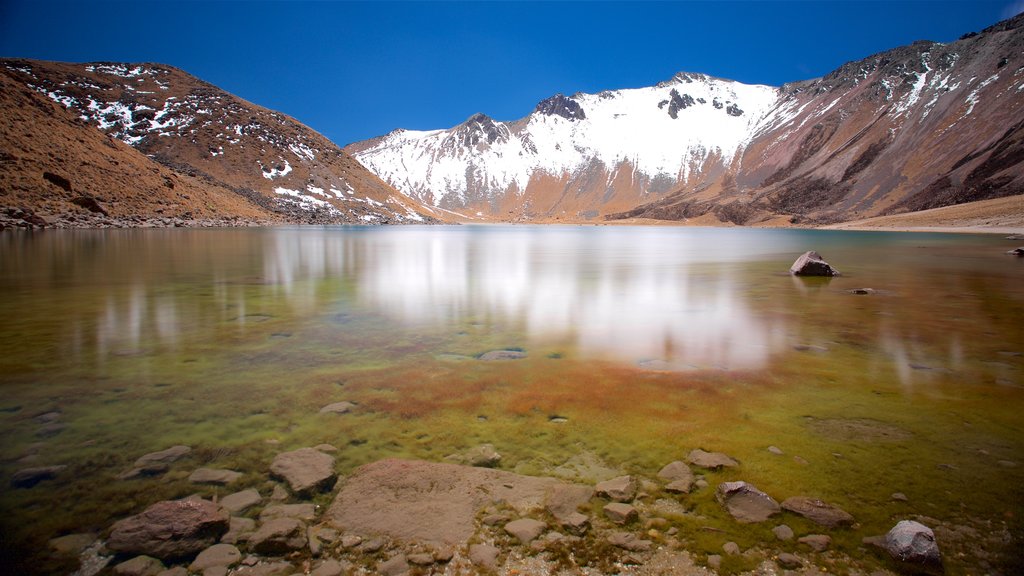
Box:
(1, 225, 1022, 574)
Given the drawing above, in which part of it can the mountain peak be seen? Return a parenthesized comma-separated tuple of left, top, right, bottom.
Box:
(534, 93, 586, 121)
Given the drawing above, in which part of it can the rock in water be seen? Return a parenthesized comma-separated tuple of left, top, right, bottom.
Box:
(885, 520, 943, 574)
(504, 518, 546, 544)
(10, 465, 67, 488)
(463, 443, 501, 467)
(188, 468, 242, 485)
(781, 496, 855, 528)
(478, 350, 527, 361)
(1006, 247, 1024, 256)
(716, 481, 781, 523)
(269, 447, 337, 496)
(107, 499, 230, 560)
(790, 251, 840, 276)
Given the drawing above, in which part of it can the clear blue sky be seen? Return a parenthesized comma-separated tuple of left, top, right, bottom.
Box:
(1, 1, 1021, 146)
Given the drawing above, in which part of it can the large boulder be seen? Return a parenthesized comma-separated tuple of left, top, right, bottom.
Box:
(327, 458, 589, 546)
(269, 447, 337, 496)
(885, 520, 943, 574)
(781, 496, 855, 528)
(107, 499, 230, 560)
(716, 481, 781, 523)
(657, 461, 695, 493)
(790, 251, 840, 276)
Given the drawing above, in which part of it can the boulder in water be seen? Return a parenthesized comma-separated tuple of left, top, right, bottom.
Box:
(790, 251, 840, 276)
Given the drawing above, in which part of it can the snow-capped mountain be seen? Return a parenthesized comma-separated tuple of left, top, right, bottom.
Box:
(349, 73, 778, 220)
(350, 14, 1024, 224)
(2, 60, 441, 225)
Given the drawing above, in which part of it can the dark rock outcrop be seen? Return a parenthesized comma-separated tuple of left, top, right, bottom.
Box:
(885, 520, 943, 574)
(781, 496, 855, 528)
(535, 94, 586, 121)
(716, 481, 781, 523)
(790, 251, 840, 276)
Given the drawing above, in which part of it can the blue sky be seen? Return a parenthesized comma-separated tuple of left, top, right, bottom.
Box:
(1, 1, 1021, 146)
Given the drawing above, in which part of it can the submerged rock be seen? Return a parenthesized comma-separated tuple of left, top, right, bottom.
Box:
(1006, 247, 1024, 256)
(463, 443, 502, 468)
(603, 502, 638, 524)
(716, 481, 780, 523)
(135, 445, 191, 467)
(220, 489, 261, 514)
(799, 534, 832, 551)
(607, 531, 652, 552)
(189, 543, 241, 571)
(269, 447, 336, 496)
(112, 555, 164, 576)
(249, 518, 307, 554)
(319, 401, 355, 415)
(188, 468, 242, 485)
(781, 496, 855, 528)
(790, 251, 840, 276)
(10, 465, 67, 488)
(107, 499, 230, 560)
(687, 449, 739, 470)
(885, 520, 943, 574)
(478, 350, 527, 361)
(468, 543, 499, 568)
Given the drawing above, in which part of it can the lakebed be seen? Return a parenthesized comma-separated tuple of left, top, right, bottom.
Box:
(0, 225, 1021, 575)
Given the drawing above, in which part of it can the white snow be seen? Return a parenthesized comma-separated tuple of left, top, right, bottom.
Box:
(274, 187, 341, 214)
(261, 159, 292, 179)
(289, 142, 316, 161)
(355, 74, 779, 206)
(964, 74, 1000, 115)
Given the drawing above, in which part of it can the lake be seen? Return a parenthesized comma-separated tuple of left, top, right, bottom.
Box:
(1, 225, 1022, 574)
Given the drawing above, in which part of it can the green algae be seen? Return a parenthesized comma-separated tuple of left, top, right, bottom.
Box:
(0, 227, 1022, 575)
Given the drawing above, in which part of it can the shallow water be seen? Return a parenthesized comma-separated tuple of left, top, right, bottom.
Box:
(1, 225, 1022, 574)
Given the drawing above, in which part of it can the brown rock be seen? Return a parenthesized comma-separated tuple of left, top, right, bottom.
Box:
(716, 481, 780, 523)
(269, 447, 336, 496)
(478, 350, 526, 360)
(561, 512, 590, 535)
(504, 518, 546, 544)
(603, 502, 638, 524)
(595, 474, 638, 502)
(249, 517, 307, 554)
(607, 532, 652, 552)
(219, 489, 261, 514)
(188, 468, 242, 485)
(790, 251, 840, 276)
(112, 555, 164, 576)
(189, 544, 241, 571)
(327, 458, 587, 546)
(107, 499, 230, 560)
(687, 449, 738, 469)
(781, 496, 854, 528)
(777, 552, 802, 569)
(468, 543, 500, 568)
(11, 465, 67, 488)
(799, 534, 831, 552)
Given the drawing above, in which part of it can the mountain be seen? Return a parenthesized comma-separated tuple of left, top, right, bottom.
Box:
(349, 14, 1024, 225)
(1, 59, 442, 227)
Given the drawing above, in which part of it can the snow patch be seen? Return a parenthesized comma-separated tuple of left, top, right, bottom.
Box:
(261, 159, 292, 180)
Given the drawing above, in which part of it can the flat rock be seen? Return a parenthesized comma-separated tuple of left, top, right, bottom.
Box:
(220, 489, 261, 514)
(11, 465, 67, 488)
(544, 483, 594, 520)
(327, 458, 589, 546)
(722, 541, 740, 555)
(310, 559, 348, 576)
(550, 451, 623, 483)
(607, 532, 652, 552)
(188, 468, 242, 485)
(135, 446, 191, 467)
(249, 517, 307, 554)
(407, 553, 434, 565)
(560, 512, 590, 535)
(269, 447, 336, 496)
(603, 502, 638, 524)
(319, 401, 355, 415)
(189, 544, 241, 571)
(231, 560, 294, 576)
(468, 543, 499, 568)
(595, 474, 637, 502)
(504, 518, 546, 544)
(799, 534, 831, 552)
(113, 555, 165, 576)
(790, 251, 840, 276)
(220, 517, 255, 545)
(716, 481, 780, 523)
(48, 532, 97, 555)
(259, 503, 316, 521)
(885, 520, 943, 574)
(378, 554, 408, 576)
(478, 350, 527, 361)
(687, 449, 738, 470)
(107, 499, 230, 560)
(782, 496, 854, 528)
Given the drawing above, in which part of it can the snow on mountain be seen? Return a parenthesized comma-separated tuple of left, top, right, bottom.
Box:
(351, 73, 779, 214)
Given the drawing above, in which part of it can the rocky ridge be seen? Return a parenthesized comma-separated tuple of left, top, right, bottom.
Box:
(1, 59, 443, 228)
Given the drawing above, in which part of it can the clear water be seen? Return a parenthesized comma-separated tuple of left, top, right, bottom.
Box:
(1, 225, 1022, 574)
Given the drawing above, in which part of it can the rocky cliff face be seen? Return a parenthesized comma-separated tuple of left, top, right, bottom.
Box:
(350, 14, 1024, 224)
(1, 60, 441, 226)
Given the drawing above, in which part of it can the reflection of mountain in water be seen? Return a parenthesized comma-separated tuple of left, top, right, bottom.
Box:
(353, 226, 788, 370)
